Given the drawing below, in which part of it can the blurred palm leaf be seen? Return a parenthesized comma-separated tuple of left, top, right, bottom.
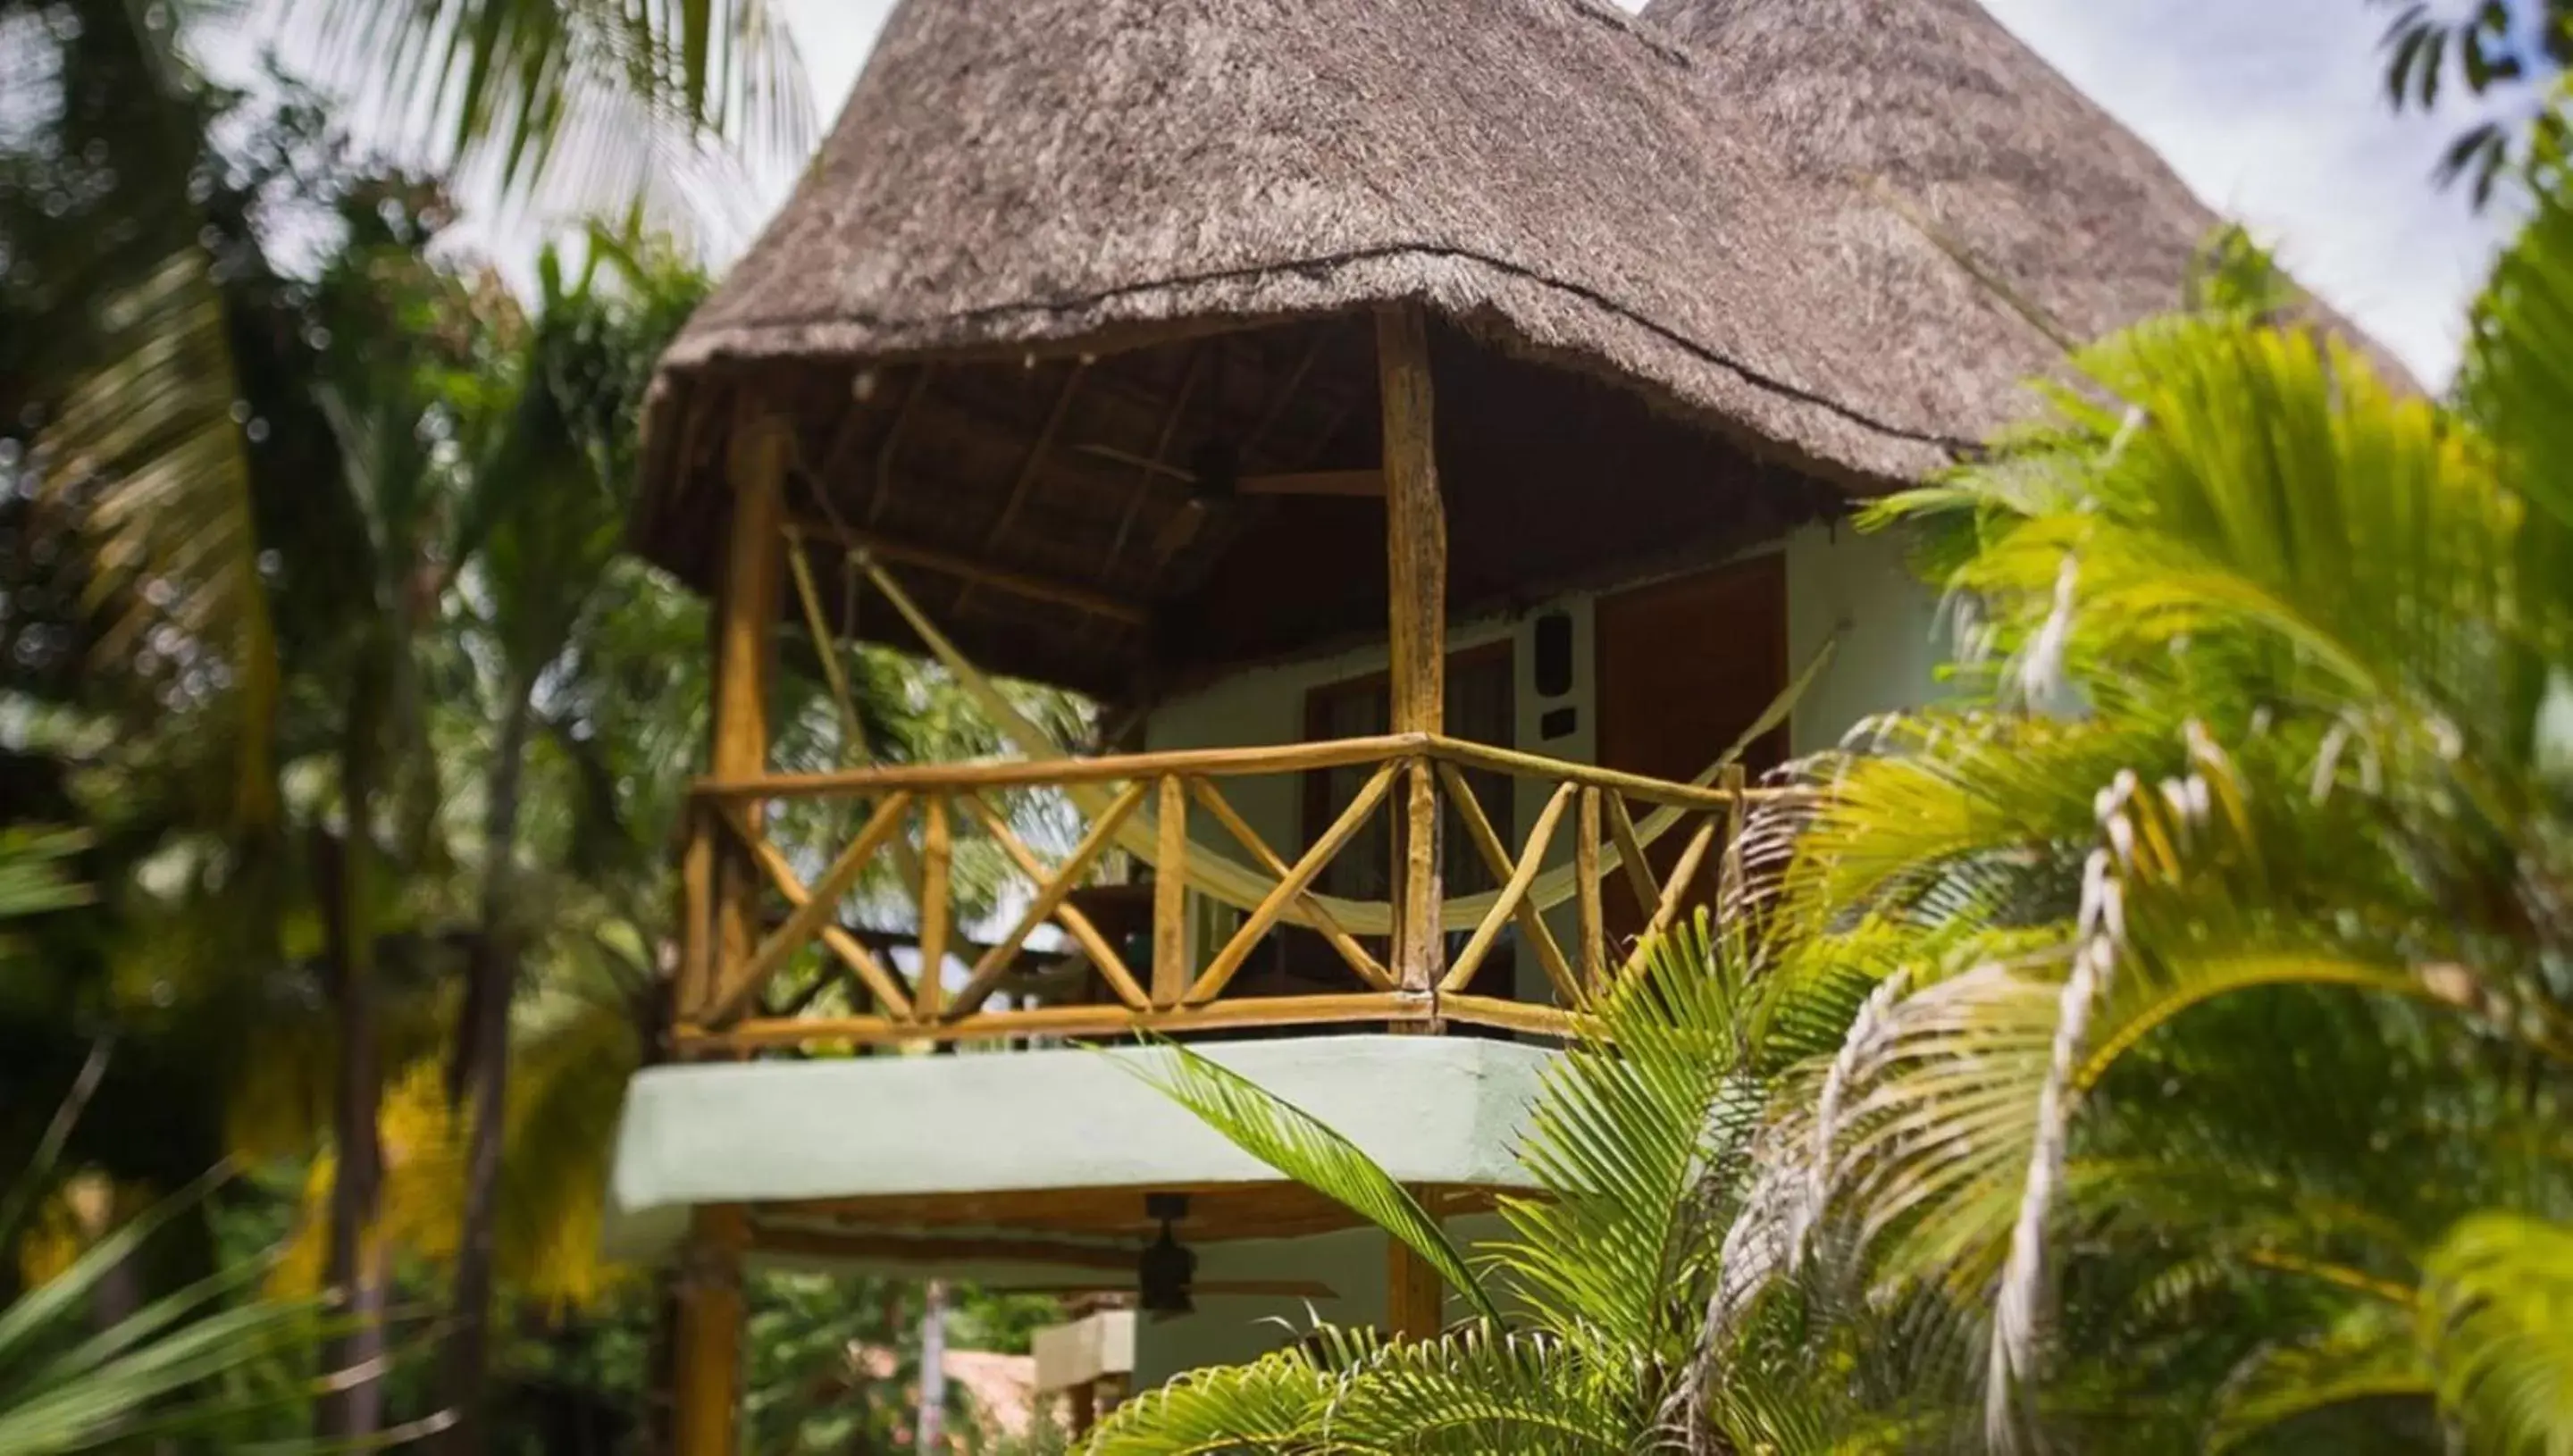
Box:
(0, 1065, 323, 1455)
(280, 0, 814, 229)
(40, 249, 280, 832)
(2419, 1213, 2573, 1453)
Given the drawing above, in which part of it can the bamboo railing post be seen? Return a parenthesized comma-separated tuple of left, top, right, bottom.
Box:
(916, 798, 951, 1022)
(1152, 775, 1190, 1007)
(1379, 304, 1446, 1002)
(1603, 791, 1660, 921)
(697, 413, 791, 1033)
(1575, 786, 1605, 992)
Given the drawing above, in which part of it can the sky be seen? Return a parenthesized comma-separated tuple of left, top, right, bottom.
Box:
(751, 0, 2515, 386)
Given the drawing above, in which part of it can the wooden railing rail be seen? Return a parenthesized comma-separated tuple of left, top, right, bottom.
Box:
(671, 738, 1774, 1056)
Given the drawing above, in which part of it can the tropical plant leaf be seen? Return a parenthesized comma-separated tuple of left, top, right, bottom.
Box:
(1117, 1040, 1498, 1326)
(2418, 1212, 2573, 1453)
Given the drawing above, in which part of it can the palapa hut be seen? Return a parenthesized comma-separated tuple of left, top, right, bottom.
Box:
(605, 0, 2335, 1442)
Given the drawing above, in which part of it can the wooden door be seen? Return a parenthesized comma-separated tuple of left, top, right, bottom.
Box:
(1594, 556, 1787, 951)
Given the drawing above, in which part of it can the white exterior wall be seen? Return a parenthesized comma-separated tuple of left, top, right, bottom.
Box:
(1781, 520, 1947, 757)
(1146, 520, 1940, 782)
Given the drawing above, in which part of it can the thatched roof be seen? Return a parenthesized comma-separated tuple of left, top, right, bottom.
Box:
(633, 0, 2243, 695)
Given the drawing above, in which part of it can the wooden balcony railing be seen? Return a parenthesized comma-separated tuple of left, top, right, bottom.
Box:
(670, 732, 1775, 1056)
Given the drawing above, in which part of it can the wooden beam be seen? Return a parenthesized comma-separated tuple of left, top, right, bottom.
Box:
(1438, 778, 1573, 995)
(701, 414, 792, 1026)
(673, 1205, 748, 1456)
(792, 511, 1149, 626)
(1190, 761, 1399, 1006)
(1237, 469, 1384, 498)
(916, 798, 951, 1021)
(1378, 305, 1446, 999)
(749, 1223, 1139, 1273)
(1189, 776, 1392, 990)
(1602, 791, 1661, 923)
(1152, 774, 1191, 1008)
(956, 791, 1152, 1009)
(679, 807, 717, 1030)
(711, 791, 913, 1025)
(963, 362, 1089, 615)
(1424, 734, 1790, 811)
(1616, 816, 1719, 985)
(1246, 325, 1336, 456)
(1437, 766, 1580, 1003)
(1576, 787, 1605, 992)
(865, 364, 934, 527)
(1440, 993, 1584, 1040)
(949, 783, 1151, 1016)
(716, 806, 916, 1020)
(1106, 344, 1209, 570)
(690, 991, 1427, 1051)
(698, 733, 1423, 801)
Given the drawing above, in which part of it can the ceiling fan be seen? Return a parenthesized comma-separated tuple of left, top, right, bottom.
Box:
(986, 1193, 1343, 1319)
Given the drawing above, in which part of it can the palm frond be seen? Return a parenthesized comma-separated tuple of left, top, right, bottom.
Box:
(41, 248, 280, 831)
(2418, 1212, 2573, 1453)
(2207, 1301, 2425, 1452)
(1079, 1341, 1337, 1454)
(1486, 916, 1756, 1362)
(1117, 1041, 1497, 1325)
(1321, 1323, 1624, 1453)
(280, 0, 814, 225)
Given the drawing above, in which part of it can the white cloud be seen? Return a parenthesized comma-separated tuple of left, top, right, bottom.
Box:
(1972, 0, 2510, 382)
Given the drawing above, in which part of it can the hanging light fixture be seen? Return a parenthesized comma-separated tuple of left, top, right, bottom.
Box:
(1137, 1192, 1197, 1317)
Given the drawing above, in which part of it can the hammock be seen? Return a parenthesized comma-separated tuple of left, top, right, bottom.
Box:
(794, 531, 1824, 936)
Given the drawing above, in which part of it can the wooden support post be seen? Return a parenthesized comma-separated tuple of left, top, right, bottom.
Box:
(1378, 304, 1446, 1000)
(672, 1205, 748, 1456)
(701, 414, 792, 1028)
(1575, 787, 1605, 992)
(916, 798, 951, 1021)
(1387, 1192, 1444, 1342)
(1152, 775, 1191, 1007)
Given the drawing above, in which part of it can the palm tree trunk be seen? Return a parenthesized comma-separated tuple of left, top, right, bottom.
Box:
(438, 678, 538, 1453)
(314, 816, 387, 1443)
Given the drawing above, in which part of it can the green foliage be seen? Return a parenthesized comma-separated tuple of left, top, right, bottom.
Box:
(0, 833, 88, 927)
(1094, 924, 1873, 1454)
(0, 1064, 322, 1456)
(1110, 88, 2573, 1456)
(1122, 1043, 1498, 1325)
(2377, 0, 2570, 203)
(1747, 131, 2573, 1452)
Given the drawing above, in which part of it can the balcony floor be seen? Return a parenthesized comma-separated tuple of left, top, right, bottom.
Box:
(606, 1034, 1554, 1276)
